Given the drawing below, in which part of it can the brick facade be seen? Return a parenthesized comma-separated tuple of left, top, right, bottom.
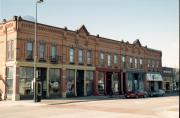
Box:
(0, 16, 162, 100)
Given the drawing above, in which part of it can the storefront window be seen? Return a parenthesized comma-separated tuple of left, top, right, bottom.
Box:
(49, 69, 60, 96)
(128, 73, 133, 91)
(6, 66, 13, 94)
(138, 74, 144, 90)
(19, 67, 34, 95)
(86, 71, 93, 96)
(66, 69, 75, 97)
(98, 72, 104, 94)
(112, 73, 119, 93)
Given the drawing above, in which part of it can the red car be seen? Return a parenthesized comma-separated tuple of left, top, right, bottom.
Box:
(125, 90, 148, 98)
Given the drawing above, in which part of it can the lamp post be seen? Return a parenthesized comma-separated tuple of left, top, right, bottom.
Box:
(34, 0, 43, 102)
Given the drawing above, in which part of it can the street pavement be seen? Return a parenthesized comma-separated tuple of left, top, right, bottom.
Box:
(0, 96, 179, 118)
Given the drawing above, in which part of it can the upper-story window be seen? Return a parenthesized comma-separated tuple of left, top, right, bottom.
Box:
(87, 50, 92, 65)
(7, 40, 14, 61)
(152, 60, 155, 68)
(70, 48, 75, 63)
(122, 56, 126, 68)
(156, 61, 159, 68)
(140, 58, 143, 69)
(107, 54, 111, 66)
(51, 45, 57, 59)
(79, 49, 83, 64)
(26, 42, 33, 60)
(130, 57, 133, 68)
(39, 43, 45, 60)
(100, 52, 104, 65)
(135, 58, 137, 68)
(114, 54, 118, 64)
(148, 59, 150, 68)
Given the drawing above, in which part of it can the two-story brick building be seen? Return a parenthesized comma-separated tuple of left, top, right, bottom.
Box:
(0, 16, 162, 100)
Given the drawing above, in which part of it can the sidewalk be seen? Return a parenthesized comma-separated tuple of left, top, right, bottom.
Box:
(42, 95, 125, 105)
(0, 100, 45, 106)
(0, 95, 125, 106)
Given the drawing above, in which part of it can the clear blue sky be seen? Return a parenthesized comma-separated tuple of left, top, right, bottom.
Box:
(0, 0, 179, 68)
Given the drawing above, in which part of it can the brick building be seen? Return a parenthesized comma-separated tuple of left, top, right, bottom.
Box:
(0, 16, 162, 100)
(161, 67, 179, 92)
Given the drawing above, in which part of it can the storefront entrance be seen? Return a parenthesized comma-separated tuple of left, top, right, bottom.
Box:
(122, 73, 126, 94)
(76, 70, 84, 96)
(37, 68, 47, 98)
(128, 72, 144, 91)
(106, 72, 112, 95)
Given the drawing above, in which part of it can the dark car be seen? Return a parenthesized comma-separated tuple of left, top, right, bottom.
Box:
(149, 89, 165, 97)
(125, 90, 148, 98)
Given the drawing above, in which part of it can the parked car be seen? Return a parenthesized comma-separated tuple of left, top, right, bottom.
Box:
(148, 89, 165, 97)
(136, 90, 148, 98)
(125, 90, 148, 98)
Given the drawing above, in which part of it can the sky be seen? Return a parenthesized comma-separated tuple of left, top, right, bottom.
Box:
(0, 0, 179, 68)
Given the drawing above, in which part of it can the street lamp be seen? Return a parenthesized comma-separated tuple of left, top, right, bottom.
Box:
(34, 0, 43, 103)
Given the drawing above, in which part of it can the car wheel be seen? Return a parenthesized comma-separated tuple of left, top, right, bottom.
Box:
(144, 95, 147, 98)
(136, 95, 138, 98)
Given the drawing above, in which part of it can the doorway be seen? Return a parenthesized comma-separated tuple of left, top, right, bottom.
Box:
(106, 72, 112, 95)
(37, 68, 47, 98)
(134, 73, 139, 91)
(76, 70, 84, 96)
(123, 73, 126, 93)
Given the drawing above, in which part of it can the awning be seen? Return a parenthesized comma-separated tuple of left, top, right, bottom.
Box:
(146, 73, 163, 81)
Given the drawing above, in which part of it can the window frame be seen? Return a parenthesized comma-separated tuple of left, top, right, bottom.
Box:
(107, 54, 111, 66)
(87, 50, 92, 65)
(122, 56, 126, 67)
(26, 42, 33, 60)
(114, 54, 118, 64)
(130, 57, 133, 68)
(7, 40, 14, 61)
(39, 43, 45, 60)
(69, 48, 75, 63)
(135, 58, 137, 68)
(78, 49, 83, 64)
(100, 52, 104, 65)
(51, 45, 57, 59)
(140, 58, 143, 69)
